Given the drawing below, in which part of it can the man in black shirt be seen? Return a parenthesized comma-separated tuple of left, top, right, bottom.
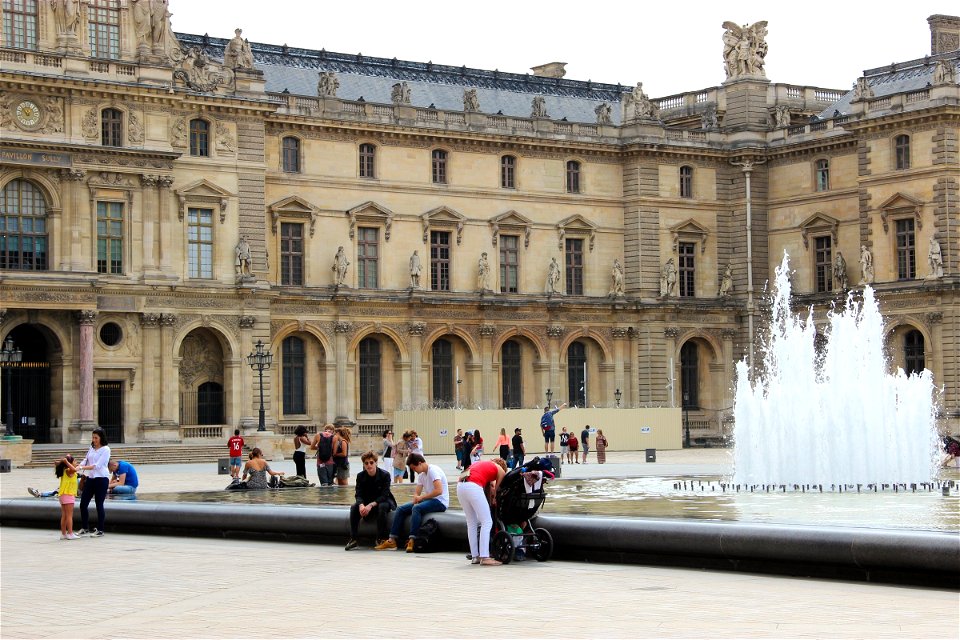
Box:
(346, 451, 397, 550)
(581, 426, 591, 464)
(511, 428, 526, 469)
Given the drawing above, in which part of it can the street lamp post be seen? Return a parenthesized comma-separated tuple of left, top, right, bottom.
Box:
(0, 338, 23, 437)
(246, 340, 273, 432)
(614, 388, 622, 408)
(682, 391, 691, 448)
(545, 388, 553, 408)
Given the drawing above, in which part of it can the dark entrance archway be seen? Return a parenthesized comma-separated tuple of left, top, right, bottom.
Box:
(2, 324, 52, 442)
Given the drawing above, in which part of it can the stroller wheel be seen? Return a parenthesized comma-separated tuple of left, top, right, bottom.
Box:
(533, 527, 553, 562)
(491, 530, 514, 564)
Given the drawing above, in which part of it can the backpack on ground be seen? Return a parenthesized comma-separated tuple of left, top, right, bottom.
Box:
(412, 518, 442, 553)
(279, 475, 313, 488)
(316, 434, 334, 461)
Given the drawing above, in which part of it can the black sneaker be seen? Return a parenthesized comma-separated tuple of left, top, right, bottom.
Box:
(76, 529, 89, 537)
(344, 539, 358, 551)
(90, 529, 104, 538)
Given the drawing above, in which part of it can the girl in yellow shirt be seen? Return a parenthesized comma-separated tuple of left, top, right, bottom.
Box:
(56, 455, 80, 540)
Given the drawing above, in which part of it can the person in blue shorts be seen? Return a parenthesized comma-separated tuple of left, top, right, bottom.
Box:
(539, 402, 566, 453)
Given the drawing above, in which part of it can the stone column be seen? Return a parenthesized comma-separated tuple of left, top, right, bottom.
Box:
(479, 324, 495, 408)
(157, 176, 175, 273)
(76, 310, 97, 426)
(334, 321, 352, 423)
(721, 329, 737, 411)
(612, 327, 629, 406)
(407, 322, 425, 407)
(236, 316, 257, 429)
(138, 313, 161, 429)
(139, 175, 159, 274)
(546, 324, 564, 403)
(664, 327, 680, 407)
(158, 313, 178, 428)
(60, 169, 85, 271)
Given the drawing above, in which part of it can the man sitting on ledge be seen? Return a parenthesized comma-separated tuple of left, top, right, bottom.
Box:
(375, 453, 448, 552)
(345, 451, 396, 551)
(108, 459, 139, 495)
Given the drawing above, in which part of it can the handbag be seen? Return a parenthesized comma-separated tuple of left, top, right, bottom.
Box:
(402, 468, 408, 479)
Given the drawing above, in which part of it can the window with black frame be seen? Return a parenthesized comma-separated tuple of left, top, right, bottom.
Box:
(431, 339, 453, 405)
(359, 337, 382, 414)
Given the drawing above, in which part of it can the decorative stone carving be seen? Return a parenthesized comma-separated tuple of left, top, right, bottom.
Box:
(479, 325, 496, 337)
(546, 325, 564, 338)
(773, 104, 790, 128)
(859, 245, 874, 285)
(139, 174, 158, 188)
(409, 250, 421, 288)
(659, 258, 677, 297)
(408, 322, 426, 336)
(157, 175, 174, 190)
(833, 251, 848, 290)
(852, 77, 874, 100)
(223, 28, 255, 70)
(131, 0, 151, 53)
(545, 257, 561, 295)
(663, 327, 680, 338)
(81, 108, 98, 139)
(76, 310, 98, 325)
(42, 97, 63, 133)
(215, 121, 235, 155)
(622, 82, 659, 122)
(238, 315, 256, 328)
(0, 93, 11, 130)
(718, 264, 734, 297)
(140, 313, 161, 326)
(722, 21, 768, 80)
(531, 96, 548, 119)
(463, 88, 480, 112)
(612, 327, 630, 339)
(721, 329, 738, 340)
(334, 321, 353, 334)
(174, 47, 231, 93)
(594, 103, 612, 125)
(149, 0, 177, 57)
(51, 0, 81, 37)
(170, 117, 187, 147)
(317, 71, 340, 97)
(701, 107, 719, 130)
(932, 59, 957, 85)
(61, 168, 86, 182)
(928, 234, 943, 279)
(178, 333, 221, 387)
(333, 246, 350, 287)
(610, 259, 624, 297)
(235, 236, 253, 282)
(128, 112, 144, 144)
(926, 312, 943, 324)
(391, 82, 411, 105)
(477, 252, 491, 291)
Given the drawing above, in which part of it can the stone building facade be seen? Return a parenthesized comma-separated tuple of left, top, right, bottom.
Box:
(0, 4, 957, 444)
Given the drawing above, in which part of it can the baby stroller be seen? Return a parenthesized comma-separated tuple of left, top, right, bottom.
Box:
(489, 456, 555, 564)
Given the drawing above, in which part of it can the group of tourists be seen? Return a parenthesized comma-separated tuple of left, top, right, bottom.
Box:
(540, 404, 609, 464)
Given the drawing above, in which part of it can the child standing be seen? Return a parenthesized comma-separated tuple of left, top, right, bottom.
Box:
(56, 455, 80, 540)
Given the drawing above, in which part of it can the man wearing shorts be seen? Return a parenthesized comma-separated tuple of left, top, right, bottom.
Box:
(539, 402, 566, 453)
(227, 429, 244, 479)
(559, 427, 570, 461)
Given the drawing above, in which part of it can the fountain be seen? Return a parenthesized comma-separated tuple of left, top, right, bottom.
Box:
(733, 253, 938, 486)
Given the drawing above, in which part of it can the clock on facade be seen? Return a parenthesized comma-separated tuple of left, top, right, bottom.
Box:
(15, 100, 42, 128)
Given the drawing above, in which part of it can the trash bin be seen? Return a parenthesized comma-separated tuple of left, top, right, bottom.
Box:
(546, 454, 562, 478)
(218, 457, 231, 475)
(0, 459, 11, 473)
(645, 448, 656, 463)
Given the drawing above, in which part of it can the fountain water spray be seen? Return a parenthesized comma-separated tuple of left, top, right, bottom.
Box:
(733, 253, 938, 486)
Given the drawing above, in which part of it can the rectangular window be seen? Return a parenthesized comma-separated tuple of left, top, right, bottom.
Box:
(187, 208, 213, 279)
(359, 144, 376, 178)
(280, 222, 304, 286)
(815, 159, 830, 192)
(88, 0, 120, 60)
(501, 156, 516, 189)
(815, 236, 832, 293)
(190, 120, 209, 157)
(678, 242, 695, 297)
(282, 337, 306, 415)
(357, 227, 378, 288)
(96, 201, 123, 274)
(680, 166, 693, 198)
(2, 0, 38, 50)
(499, 235, 519, 293)
(895, 135, 910, 171)
(431, 149, 447, 184)
(430, 230, 450, 291)
(101, 109, 123, 147)
(566, 161, 581, 193)
(282, 137, 300, 173)
(565, 238, 583, 295)
(896, 218, 916, 280)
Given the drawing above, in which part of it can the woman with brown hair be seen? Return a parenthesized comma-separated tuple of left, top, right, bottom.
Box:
(495, 427, 511, 462)
(392, 431, 410, 484)
(456, 457, 507, 566)
(332, 426, 352, 486)
(595, 429, 609, 464)
(242, 448, 285, 489)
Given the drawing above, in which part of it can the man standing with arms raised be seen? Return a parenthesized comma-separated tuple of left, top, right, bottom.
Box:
(540, 402, 566, 454)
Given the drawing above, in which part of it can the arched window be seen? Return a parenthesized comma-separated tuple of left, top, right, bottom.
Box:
(0, 179, 48, 271)
(2, 0, 39, 50)
(501, 340, 521, 409)
(101, 108, 123, 147)
(359, 143, 376, 178)
(431, 339, 453, 406)
(282, 336, 305, 415)
(431, 149, 448, 184)
(566, 160, 581, 194)
(501, 155, 516, 189)
(895, 135, 910, 170)
(679, 165, 693, 198)
(190, 119, 210, 157)
(815, 159, 830, 191)
(567, 342, 586, 407)
(359, 338, 381, 414)
(904, 330, 925, 376)
(197, 381, 224, 425)
(680, 341, 699, 409)
(282, 137, 301, 173)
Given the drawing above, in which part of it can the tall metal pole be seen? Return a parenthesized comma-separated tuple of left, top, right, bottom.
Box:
(257, 365, 265, 432)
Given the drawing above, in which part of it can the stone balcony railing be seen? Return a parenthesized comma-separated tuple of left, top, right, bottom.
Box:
(1, 47, 139, 81)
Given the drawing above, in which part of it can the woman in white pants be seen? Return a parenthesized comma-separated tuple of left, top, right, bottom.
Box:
(456, 458, 507, 566)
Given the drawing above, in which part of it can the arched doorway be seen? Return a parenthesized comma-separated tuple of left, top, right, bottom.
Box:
(1, 324, 54, 442)
(178, 328, 226, 427)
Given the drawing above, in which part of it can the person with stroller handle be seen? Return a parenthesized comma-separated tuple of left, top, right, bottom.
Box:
(456, 457, 507, 566)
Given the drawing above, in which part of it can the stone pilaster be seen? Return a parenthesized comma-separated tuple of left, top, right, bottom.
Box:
(138, 313, 161, 428)
(158, 313, 178, 427)
(334, 321, 352, 423)
(407, 322, 425, 407)
(479, 324, 496, 407)
(76, 310, 97, 427)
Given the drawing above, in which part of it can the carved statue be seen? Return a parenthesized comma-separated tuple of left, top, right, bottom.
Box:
(853, 77, 874, 100)
(610, 259, 625, 296)
(149, 0, 174, 52)
(928, 235, 943, 279)
(622, 82, 659, 122)
(409, 250, 421, 288)
(659, 258, 677, 297)
(224, 29, 255, 70)
(932, 59, 957, 86)
(545, 257, 561, 295)
(773, 104, 791, 128)
(463, 88, 480, 112)
(594, 102, 613, 125)
(317, 71, 340, 97)
(333, 245, 350, 286)
(701, 107, 719, 130)
(43, 97, 63, 133)
(833, 251, 848, 290)
(131, 0, 152, 49)
(235, 236, 252, 278)
(859, 245, 874, 285)
(51, 0, 81, 36)
(175, 47, 229, 92)
(721, 21, 768, 80)
(215, 121, 235, 154)
(391, 82, 411, 105)
(477, 252, 490, 291)
(531, 96, 548, 119)
(170, 116, 187, 147)
(718, 264, 734, 297)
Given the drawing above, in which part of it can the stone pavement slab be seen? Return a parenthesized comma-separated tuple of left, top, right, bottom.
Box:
(1, 526, 956, 639)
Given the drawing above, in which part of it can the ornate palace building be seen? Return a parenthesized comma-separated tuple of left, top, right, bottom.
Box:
(1, 3, 958, 444)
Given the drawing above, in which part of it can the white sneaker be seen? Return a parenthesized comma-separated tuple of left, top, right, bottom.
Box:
(28, 487, 41, 498)
(66, 533, 79, 540)
(60, 534, 68, 540)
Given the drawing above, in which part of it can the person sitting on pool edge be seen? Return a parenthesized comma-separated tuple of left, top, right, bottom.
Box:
(375, 453, 449, 552)
(345, 451, 396, 550)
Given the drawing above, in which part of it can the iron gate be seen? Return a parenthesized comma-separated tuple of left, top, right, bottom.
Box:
(97, 380, 124, 444)
(1, 361, 51, 442)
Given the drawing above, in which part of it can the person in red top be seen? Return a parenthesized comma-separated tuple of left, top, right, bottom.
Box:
(456, 457, 507, 566)
(227, 429, 244, 479)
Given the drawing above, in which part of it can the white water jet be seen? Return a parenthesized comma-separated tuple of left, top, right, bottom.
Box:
(733, 253, 938, 486)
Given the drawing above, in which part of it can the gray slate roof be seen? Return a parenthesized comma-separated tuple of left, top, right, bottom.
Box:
(176, 33, 625, 125)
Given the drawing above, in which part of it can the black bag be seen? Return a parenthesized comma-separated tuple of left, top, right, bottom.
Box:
(316, 434, 334, 461)
(412, 518, 442, 553)
(279, 475, 313, 488)
(402, 468, 408, 480)
(226, 480, 247, 491)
